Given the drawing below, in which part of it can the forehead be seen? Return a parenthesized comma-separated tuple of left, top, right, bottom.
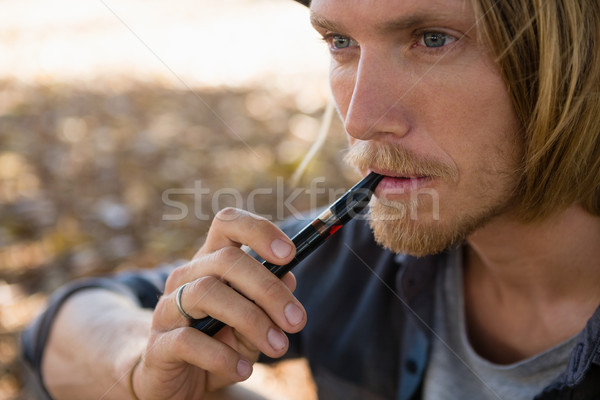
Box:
(310, 0, 476, 33)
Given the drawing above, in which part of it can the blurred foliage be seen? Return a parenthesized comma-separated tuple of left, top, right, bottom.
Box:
(0, 79, 355, 399)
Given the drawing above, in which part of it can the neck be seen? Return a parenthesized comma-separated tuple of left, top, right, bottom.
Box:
(466, 205, 600, 303)
(463, 205, 600, 363)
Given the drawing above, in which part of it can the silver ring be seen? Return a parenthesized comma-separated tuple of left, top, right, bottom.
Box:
(176, 283, 195, 320)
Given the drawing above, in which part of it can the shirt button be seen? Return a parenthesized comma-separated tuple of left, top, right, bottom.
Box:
(405, 359, 418, 374)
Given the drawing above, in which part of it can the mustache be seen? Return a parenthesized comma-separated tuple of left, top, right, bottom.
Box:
(343, 141, 459, 183)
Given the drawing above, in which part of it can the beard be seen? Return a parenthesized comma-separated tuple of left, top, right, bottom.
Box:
(344, 141, 512, 257)
(367, 197, 493, 256)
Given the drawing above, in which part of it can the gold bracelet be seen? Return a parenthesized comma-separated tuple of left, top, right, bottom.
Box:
(128, 355, 143, 400)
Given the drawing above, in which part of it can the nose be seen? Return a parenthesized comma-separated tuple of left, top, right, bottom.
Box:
(342, 50, 412, 141)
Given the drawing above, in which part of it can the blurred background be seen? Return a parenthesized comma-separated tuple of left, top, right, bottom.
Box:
(0, 0, 360, 398)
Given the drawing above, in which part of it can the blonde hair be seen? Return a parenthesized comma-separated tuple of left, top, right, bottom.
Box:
(473, 0, 600, 221)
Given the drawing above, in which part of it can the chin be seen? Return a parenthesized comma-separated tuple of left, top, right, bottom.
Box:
(367, 197, 486, 257)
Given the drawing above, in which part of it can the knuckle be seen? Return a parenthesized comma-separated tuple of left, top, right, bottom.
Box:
(260, 275, 287, 301)
(153, 295, 172, 322)
(252, 214, 270, 227)
(170, 328, 195, 354)
(238, 304, 263, 330)
(215, 207, 243, 223)
(193, 275, 220, 294)
(244, 213, 270, 233)
(164, 265, 188, 292)
(215, 246, 245, 265)
(154, 295, 169, 313)
(211, 346, 232, 372)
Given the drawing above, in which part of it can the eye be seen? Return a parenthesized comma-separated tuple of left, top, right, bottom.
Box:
(331, 35, 350, 49)
(421, 32, 456, 48)
(328, 35, 358, 50)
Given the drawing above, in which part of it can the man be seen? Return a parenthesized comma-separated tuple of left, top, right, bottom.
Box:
(23, 0, 600, 399)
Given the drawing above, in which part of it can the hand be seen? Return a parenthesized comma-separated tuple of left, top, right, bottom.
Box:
(132, 208, 307, 400)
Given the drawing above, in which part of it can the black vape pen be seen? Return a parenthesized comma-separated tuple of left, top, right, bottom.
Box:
(191, 172, 384, 336)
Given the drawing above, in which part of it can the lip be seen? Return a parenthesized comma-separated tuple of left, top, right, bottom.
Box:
(368, 168, 434, 199)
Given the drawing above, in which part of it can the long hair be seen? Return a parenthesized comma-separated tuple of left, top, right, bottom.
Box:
(473, 0, 600, 221)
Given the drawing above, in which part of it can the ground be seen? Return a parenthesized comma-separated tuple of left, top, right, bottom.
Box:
(0, 1, 354, 398)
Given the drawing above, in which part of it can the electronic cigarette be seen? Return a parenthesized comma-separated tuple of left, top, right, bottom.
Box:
(191, 172, 384, 336)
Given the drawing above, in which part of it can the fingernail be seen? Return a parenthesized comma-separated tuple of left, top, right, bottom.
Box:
(271, 239, 292, 259)
(237, 359, 252, 379)
(267, 328, 287, 351)
(284, 303, 304, 326)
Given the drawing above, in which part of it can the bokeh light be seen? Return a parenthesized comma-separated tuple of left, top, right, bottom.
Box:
(0, 1, 361, 399)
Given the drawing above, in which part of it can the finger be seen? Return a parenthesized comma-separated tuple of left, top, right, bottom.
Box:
(165, 249, 298, 296)
(196, 208, 296, 265)
(161, 248, 305, 346)
(144, 327, 254, 387)
(164, 246, 251, 294)
(157, 275, 295, 358)
(189, 247, 306, 333)
(280, 272, 297, 293)
(208, 249, 305, 333)
(155, 276, 232, 330)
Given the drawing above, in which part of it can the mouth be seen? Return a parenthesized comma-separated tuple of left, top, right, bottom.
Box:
(368, 167, 433, 198)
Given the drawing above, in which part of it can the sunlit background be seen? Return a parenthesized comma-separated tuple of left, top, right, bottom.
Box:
(0, 1, 359, 398)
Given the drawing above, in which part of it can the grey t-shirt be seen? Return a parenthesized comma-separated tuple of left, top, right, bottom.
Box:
(422, 248, 578, 400)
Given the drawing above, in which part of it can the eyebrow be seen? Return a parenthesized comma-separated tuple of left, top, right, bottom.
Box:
(310, 11, 433, 34)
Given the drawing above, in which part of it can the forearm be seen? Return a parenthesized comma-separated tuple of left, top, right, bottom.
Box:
(40, 289, 274, 400)
(42, 289, 153, 400)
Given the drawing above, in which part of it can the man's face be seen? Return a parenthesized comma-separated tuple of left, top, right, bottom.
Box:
(310, 0, 523, 256)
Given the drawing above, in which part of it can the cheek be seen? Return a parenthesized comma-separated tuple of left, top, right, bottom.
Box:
(459, 109, 523, 199)
(435, 66, 522, 164)
(330, 64, 356, 120)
